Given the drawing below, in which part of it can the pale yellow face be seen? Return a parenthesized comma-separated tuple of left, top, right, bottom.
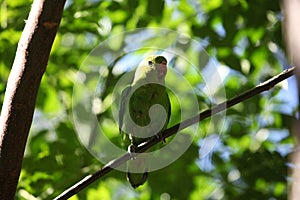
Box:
(134, 56, 168, 84)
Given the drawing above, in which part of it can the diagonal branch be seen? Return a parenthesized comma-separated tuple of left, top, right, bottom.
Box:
(54, 66, 295, 200)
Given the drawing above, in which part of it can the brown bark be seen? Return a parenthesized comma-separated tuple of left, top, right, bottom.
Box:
(283, 0, 300, 199)
(0, 0, 66, 199)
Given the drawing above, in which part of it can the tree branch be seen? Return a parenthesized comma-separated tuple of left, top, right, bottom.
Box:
(54, 66, 295, 200)
(0, 0, 66, 199)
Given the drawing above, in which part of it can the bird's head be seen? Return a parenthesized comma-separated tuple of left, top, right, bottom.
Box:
(133, 55, 168, 85)
(144, 55, 168, 80)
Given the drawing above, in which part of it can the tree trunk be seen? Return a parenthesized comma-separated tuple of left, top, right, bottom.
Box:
(0, 0, 66, 199)
(283, 0, 300, 199)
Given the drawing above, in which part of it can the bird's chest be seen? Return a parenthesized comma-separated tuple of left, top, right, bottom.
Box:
(128, 84, 166, 126)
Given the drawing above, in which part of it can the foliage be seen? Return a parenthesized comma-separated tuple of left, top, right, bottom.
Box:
(0, 0, 296, 199)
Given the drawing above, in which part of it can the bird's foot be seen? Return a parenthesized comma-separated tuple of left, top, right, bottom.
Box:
(128, 144, 137, 160)
(155, 132, 166, 143)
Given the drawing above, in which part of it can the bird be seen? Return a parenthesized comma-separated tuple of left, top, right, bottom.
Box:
(118, 55, 171, 188)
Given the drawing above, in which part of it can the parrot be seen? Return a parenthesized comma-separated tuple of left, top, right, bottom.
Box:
(118, 55, 171, 188)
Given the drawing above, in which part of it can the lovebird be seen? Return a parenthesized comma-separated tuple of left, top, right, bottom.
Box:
(119, 55, 171, 188)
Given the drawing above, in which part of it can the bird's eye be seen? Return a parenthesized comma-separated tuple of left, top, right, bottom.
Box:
(148, 61, 153, 66)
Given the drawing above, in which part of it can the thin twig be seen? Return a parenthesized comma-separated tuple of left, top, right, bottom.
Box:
(54, 66, 295, 200)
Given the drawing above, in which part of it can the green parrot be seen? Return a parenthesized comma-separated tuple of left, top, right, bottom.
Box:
(119, 55, 171, 188)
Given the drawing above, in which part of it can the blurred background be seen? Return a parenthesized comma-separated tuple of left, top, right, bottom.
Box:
(0, 0, 296, 199)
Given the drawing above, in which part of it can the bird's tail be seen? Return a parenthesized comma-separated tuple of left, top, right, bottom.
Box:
(127, 153, 148, 188)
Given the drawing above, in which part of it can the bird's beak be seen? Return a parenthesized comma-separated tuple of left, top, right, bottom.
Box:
(158, 61, 167, 79)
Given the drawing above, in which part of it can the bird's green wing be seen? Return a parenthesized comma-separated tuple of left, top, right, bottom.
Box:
(119, 85, 132, 148)
(119, 85, 131, 134)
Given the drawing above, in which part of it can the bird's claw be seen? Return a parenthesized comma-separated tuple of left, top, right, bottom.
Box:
(156, 132, 166, 143)
(128, 144, 137, 160)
